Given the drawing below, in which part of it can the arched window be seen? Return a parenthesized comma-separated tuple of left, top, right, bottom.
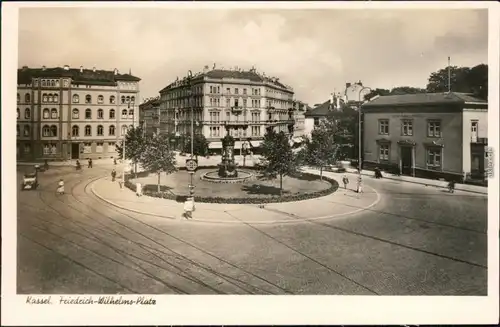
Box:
(131, 96, 135, 103)
(50, 125, 57, 137)
(42, 80, 47, 87)
(97, 95, 104, 104)
(50, 80, 55, 87)
(17, 108, 20, 119)
(121, 109, 127, 119)
(51, 108, 58, 119)
(97, 125, 104, 136)
(43, 109, 50, 119)
(85, 109, 92, 119)
(126, 96, 131, 103)
(24, 125, 30, 137)
(97, 109, 104, 119)
(121, 96, 125, 104)
(25, 94, 30, 103)
(47, 94, 53, 103)
(109, 125, 115, 136)
(85, 125, 92, 136)
(85, 95, 92, 104)
(42, 93, 48, 103)
(72, 94, 80, 103)
(109, 109, 115, 119)
(42, 125, 50, 137)
(128, 109, 134, 118)
(72, 125, 79, 137)
(55, 80, 60, 87)
(121, 125, 128, 136)
(17, 93, 20, 103)
(17, 125, 20, 136)
(72, 109, 79, 119)
(110, 95, 116, 104)
(25, 108, 30, 119)
(53, 94, 59, 103)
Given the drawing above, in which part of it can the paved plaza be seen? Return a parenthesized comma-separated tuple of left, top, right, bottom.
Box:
(16, 161, 488, 295)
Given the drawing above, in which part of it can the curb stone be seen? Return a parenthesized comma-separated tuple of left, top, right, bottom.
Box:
(90, 177, 381, 225)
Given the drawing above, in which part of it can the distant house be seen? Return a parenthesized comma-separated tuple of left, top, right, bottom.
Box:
(303, 93, 344, 137)
(361, 92, 488, 182)
(139, 97, 162, 136)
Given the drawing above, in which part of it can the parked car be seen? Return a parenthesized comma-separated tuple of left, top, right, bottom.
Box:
(21, 172, 39, 190)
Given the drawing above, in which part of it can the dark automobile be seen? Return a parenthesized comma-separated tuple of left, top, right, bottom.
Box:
(21, 172, 39, 190)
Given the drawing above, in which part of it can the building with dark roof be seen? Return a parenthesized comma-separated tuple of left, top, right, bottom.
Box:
(158, 66, 295, 152)
(303, 92, 344, 137)
(16, 65, 141, 161)
(361, 92, 488, 182)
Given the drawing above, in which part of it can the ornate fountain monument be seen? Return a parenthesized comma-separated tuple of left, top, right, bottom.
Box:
(200, 108, 255, 183)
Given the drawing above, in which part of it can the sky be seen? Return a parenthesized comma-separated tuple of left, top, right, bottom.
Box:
(17, 5, 488, 105)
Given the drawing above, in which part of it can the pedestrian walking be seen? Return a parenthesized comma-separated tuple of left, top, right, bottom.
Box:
(342, 174, 349, 189)
(56, 179, 65, 195)
(183, 196, 195, 219)
(356, 174, 363, 193)
(88, 158, 93, 168)
(114, 158, 117, 165)
(111, 169, 117, 182)
(136, 182, 143, 197)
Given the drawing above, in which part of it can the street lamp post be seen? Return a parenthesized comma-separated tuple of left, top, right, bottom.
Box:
(187, 70, 195, 197)
(121, 97, 135, 188)
(357, 86, 371, 171)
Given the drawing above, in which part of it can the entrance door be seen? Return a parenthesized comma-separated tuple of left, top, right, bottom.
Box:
(401, 146, 413, 175)
(71, 143, 80, 159)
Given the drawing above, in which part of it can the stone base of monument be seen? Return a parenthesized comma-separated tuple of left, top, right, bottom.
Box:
(201, 170, 255, 183)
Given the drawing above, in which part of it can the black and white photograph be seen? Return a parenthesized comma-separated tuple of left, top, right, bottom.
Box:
(2, 1, 499, 325)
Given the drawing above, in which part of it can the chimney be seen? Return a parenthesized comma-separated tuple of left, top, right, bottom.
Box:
(42, 65, 46, 71)
(330, 93, 335, 110)
(63, 65, 70, 71)
(114, 68, 118, 75)
(203, 65, 209, 74)
(357, 80, 363, 86)
(22, 65, 28, 71)
(92, 66, 96, 72)
(346, 82, 351, 89)
(80, 66, 83, 73)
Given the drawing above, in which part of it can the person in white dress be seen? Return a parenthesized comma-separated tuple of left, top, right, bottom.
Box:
(356, 174, 363, 193)
(184, 197, 194, 219)
(57, 179, 65, 195)
(136, 182, 142, 197)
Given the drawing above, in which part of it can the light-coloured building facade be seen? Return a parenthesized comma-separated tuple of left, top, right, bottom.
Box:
(159, 67, 295, 152)
(292, 100, 308, 140)
(362, 92, 488, 181)
(16, 65, 140, 161)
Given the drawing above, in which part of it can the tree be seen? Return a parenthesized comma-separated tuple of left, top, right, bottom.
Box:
(364, 88, 390, 101)
(298, 110, 348, 180)
(182, 133, 210, 159)
(141, 133, 177, 193)
(115, 126, 147, 177)
(258, 129, 297, 196)
(390, 86, 427, 95)
(426, 64, 488, 100)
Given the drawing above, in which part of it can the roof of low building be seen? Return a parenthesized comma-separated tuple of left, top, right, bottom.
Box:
(17, 66, 141, 86)
(362, 92, 486, 108)
(304, 100, 332, 117)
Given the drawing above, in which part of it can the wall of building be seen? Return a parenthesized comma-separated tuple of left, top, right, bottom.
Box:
(17, 78, 140, 161)
(363, 109, 464, 175)
(461, 109, 488, 174)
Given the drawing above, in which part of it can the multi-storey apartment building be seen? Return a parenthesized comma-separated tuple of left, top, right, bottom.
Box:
(362, 92, 488, 181)
(158, 67, 295, 152)
(16, 65, 140, 161)
(139, 97, 162, 136)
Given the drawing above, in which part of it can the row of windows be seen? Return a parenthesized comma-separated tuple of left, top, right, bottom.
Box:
(72, 94, 135, 105)
(16, 108, 134, 120)
(17, 93, 137, 105)
(378, 144, 442, 169)
(18, 124, 134, 138)
(17, 142, 119, 156)
(378, 119, 441, 137)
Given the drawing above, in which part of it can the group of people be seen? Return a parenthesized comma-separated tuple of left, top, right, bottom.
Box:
(341, 172, 364, 193)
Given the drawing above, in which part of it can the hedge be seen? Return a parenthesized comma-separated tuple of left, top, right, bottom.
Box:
(124, 166, 339, 204)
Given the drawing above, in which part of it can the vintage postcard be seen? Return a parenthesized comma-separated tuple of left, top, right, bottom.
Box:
(2, 1, 499, 325)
